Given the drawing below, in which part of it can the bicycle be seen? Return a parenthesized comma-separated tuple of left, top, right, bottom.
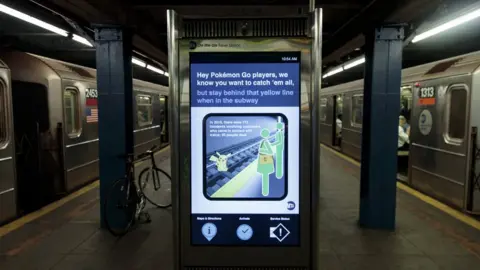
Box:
(103, 152, 151, 237)
(137, 145, 172, 208)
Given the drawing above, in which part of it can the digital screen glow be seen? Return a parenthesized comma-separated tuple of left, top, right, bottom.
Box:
(190, 52, 300, 246)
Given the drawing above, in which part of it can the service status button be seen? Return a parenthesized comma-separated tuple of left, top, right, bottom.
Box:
(269, 223, 290, 242)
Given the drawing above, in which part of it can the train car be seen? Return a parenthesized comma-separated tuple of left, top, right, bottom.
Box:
(0, 58, 16, 223)
(320, 51, 480, 214)
(320, 81, 362, 160)
(0, 51, 169, 223)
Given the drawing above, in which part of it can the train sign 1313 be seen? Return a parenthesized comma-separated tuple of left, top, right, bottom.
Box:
(418, 86, 435, 105)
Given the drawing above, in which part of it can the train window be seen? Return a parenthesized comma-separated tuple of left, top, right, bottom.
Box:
(351, 94, 363, 128)
(400, 86, 413, 121)
(159, 96, 166, 117)
(159, 96, 166, 106)
(319, 98, 327, 122)
(159, 96, 167, 123)
(137, 94, 153, 127)
(0, 79, 8, 147)
(336, 95, 344, 116)
(446, 86, 468, 143)
(64, 88, 81, 137)
(401, 86, 413, 110)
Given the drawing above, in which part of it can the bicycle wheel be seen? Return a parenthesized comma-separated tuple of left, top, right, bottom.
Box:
(138, 167, 172, 208)
(103, 178, 138, 236)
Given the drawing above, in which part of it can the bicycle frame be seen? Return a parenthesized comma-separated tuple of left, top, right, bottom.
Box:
(118, 156, 134, 210)
(124, 155, 145, 216)
(149, 153, 162, 191)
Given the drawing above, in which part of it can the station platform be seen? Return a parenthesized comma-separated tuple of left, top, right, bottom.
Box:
(1, 146, 480, 269)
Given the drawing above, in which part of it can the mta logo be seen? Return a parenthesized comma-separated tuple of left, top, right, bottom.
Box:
(287, 201, 295, 210)
(189, 41, 197, 50)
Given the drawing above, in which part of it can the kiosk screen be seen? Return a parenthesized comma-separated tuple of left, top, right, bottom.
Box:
(190, 52, 300, 246)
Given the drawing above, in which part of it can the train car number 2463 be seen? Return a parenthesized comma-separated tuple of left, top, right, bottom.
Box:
(86, 88, 98, 99)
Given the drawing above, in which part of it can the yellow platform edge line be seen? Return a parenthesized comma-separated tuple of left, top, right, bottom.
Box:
(321, 145, 360, 166)
(0, 145, 170, 238)
(0, 180, 99, 238)
(320, 144, 480, 231)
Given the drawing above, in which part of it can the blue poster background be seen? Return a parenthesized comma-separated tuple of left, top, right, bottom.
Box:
(191, 63, 300, 107)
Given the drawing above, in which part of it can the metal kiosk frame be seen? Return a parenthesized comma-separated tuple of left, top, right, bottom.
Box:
(167, 8, 323, 269)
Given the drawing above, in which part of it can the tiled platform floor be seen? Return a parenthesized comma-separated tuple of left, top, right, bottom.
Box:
(1, 146, 480, 269)
(318, 146, 480, 269)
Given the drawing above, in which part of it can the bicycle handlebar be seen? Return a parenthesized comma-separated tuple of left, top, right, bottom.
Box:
(137, 145, 158, 160)
(117, 145, 158, 161)
(137, 152, 150, 159)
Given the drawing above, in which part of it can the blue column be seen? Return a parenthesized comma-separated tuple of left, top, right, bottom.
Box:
(94, 26, 134, 227)
(359, 24, 404, 230)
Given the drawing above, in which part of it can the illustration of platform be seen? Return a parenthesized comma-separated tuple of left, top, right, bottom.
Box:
(204, 114, 287, 200)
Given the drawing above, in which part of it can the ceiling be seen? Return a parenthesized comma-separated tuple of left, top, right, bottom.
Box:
(1, 0, 480, 86)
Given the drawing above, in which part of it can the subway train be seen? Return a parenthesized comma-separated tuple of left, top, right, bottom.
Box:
(320, 50, 480, 214)
(0, 51, 169, 224)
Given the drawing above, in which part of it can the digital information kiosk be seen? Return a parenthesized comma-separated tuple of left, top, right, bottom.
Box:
(168, 8, 323, 269)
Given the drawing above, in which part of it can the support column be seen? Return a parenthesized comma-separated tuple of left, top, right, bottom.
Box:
(359, 24, 404, 230)
(94, 26, 134, 227)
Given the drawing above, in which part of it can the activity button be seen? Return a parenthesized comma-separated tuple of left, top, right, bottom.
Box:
(269, 223, 290, 242)
(201, 223, 217, 241)
(236, 224, 253, 241)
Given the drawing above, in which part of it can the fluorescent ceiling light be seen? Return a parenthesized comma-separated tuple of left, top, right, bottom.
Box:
(164, 72, 169, 77)
(72, 34, 93, 47)
(323, 67, 343, 78)
(146, 64, 165, 75)
(132, 57, 147, 68)
(323, 55, 366, 79)
(0, 4, 68, 37)
(412, 7, 480, 43)
(343, 57, 365, 70)
(0, 3, 167, 75)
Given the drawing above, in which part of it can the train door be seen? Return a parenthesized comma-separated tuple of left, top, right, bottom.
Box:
(319, 96, 335, 147)
(342, 91, 363, 160)
(11, 81, 50, 214)
(333, 94, 344, 148)
(159, 95, 169, 144)
(398, 85, 413, 177)
(0, 69, 16, 223)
